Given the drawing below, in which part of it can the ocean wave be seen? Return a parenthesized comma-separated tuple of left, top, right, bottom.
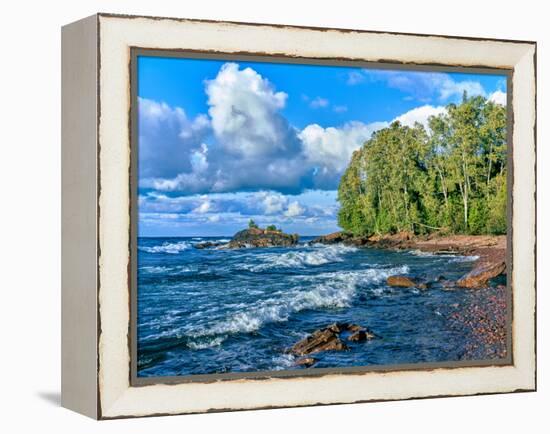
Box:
(240, 243, 358, 271)
(409, 249, 479, 263)
(139, 241, 191, 254)
(271, 353, 296, 371)
(187, 336, 224, 350)
(139, 265, 194, 275)
(448, 255, 479, 263)
(185, 265, 408, 340)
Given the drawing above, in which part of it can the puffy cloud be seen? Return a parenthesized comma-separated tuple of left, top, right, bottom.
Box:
(205, 63, 296, 158)
(489, 90, 507, 106)
(138, 97, 210, 178)
(285, 201, 305, 218)
(258, 191, 288, 214)
(192, 196, 212, 214)
(299, 121, 388, 175)
(393, 105, 447, 129)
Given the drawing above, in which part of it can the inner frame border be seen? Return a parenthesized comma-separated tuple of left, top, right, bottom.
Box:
(128, 47, 515, 387)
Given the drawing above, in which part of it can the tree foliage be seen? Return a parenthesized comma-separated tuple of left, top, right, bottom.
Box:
(337, 95, 507, 236)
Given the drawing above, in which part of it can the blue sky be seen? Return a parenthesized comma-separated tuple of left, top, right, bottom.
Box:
(137, 55, 507, 237)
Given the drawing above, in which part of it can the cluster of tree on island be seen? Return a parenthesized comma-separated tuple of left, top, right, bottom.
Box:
(248, 219, 282, 232)
(338, 94, 507, 236)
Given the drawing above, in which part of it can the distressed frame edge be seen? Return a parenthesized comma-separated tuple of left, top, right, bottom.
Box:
(95, 14, 537, 419)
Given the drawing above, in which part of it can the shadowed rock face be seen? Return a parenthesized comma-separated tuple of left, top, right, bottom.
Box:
(288, 322, 377, 356)
(457, 261, 506, 288)
(226, 227, 299, 249)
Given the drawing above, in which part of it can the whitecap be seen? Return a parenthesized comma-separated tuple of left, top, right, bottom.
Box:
(242, 243, 358, 271)
(271, 353, 296, 371)
(185, 265, 408, 339)
(139, 241, 191, 254)
(139, 265, 171, 273)
(448, 255, 479, 263)
(187, 336, 225, 350)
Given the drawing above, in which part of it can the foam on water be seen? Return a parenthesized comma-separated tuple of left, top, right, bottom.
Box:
(241, 243, 358, 271)
(185, 265, 409, 342)
(187, 336, 224, 350)
(139, 241, 191, 254)
(409, 249, 479, 263)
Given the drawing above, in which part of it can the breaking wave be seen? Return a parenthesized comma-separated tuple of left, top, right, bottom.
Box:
(409, 249, 479, 263)
(139, 241, 191, 254)
(185, 265, 409, 343)
(241, 244, 358, 271)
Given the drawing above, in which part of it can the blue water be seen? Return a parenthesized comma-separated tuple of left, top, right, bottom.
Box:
(137, 236, 486, 377)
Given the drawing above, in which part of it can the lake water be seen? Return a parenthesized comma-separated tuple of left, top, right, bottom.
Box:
(137, 236, 492, 377)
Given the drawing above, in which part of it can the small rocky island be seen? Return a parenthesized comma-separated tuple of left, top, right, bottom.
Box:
(195, 221, 299, 249)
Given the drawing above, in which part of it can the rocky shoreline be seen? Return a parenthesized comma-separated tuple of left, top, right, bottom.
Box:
(192, 229, 508, 367)
(312, 231, 507, 290)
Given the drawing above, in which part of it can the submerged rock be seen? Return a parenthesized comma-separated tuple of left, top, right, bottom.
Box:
(225, 227, 299, 249)
(289, 328, 348, 356)
(347, 329, 376, 342)
(288, 322, 376, 356)
(295, 357, 317, 367)
(456, 260, 506, 288)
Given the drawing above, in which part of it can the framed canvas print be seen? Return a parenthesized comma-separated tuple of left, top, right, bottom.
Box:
(61, 13, 536, 419)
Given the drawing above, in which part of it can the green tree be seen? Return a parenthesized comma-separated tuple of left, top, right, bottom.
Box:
(337, 95, 507, 236)
(248, 219, 258, 229)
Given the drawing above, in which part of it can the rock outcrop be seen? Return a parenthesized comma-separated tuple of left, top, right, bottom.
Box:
(311, 231, 353, 245)
(386, 275, 428, 289)
(348, 329, 376, 342)
(194, 241, 225, 249)
(288, 322, 376, 356)
(226, 227, 299, 249)
(456, 260, 506, 288)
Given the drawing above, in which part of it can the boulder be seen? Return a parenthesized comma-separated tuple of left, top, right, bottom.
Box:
(226, 228, 299, 249)
(456, 261, 506, 288)
(347, 329, 376, 342)
(295, 357, 317, 367)
(289, 328, 348, 356)
(387, 275, 425, 288)
(288, 322, 377, 356)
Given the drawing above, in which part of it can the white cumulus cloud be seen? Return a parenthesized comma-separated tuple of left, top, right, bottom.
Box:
(299, 121, 388, 174)
(205, 62, 294, 157)
(489, 90, 507, 106)
(138, 97, 210, 179)
(393, 105, 447, 129)
(285, 201, 305, 218)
